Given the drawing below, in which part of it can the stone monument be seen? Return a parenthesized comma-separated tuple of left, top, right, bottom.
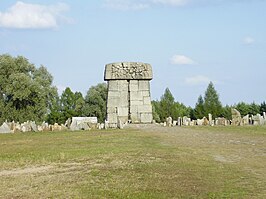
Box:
(104, 62, 153, 128)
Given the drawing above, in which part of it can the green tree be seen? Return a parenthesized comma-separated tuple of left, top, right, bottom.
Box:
(151, 100, 161, 123)
(159, 88, 176, 121)
(83, 83, 107, 123)
(260, 101, 266, 115)
(0, 54, 57, 123)
(59, 88, 85, 123)
(203, 82, 222, 119)
(46, 94, 62, 124)
(235, 102, 250, 116)
(194, 95, 205, 119)
(221, 105, 232, 120)
(249, 102, 260, 115)
(74, 92, 85, 116)
(235, 102, 260, 116)
(174, 102, 191, 118)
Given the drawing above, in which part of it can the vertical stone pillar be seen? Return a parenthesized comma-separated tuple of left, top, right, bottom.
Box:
(106, 80, 129, 128)
(104, 62, 153, 127)
(208, 113, 212, 125)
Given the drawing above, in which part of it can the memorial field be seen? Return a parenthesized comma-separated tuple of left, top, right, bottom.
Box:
(0, 125, 265, 198)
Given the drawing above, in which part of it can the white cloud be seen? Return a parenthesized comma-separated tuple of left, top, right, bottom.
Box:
(152, 0, 189, 6)
(171, 54, 196, 65)
(104, 0, 259, 10)
(0, 1, 71, 29)
(104, 0, 150, 11)
(185, 75, 211, 85)
(104, 0, 191, 10)
(243, 36, 255, 45)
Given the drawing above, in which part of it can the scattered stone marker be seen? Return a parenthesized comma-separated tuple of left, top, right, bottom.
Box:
(242, 115, 249, 125)
(166, 117, 173, 127)
(208, 113, 212, 125)
(231, 108, 241, 126)
(70, 117, 97, 131)
(0, 122, 12, 134)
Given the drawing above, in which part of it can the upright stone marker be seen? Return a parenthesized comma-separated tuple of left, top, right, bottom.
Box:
(104, 62, 153, 127)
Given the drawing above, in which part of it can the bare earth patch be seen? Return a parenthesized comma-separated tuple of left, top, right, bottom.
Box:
(0, 165, 54, 176)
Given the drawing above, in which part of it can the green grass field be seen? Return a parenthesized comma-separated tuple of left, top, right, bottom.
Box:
(0, 125, 265, 198)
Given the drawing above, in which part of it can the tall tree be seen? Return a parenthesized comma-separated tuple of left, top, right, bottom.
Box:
(159, 88, 176, 120)
(59, 88, 85, 123)
(194, 95, 205, 119)
(235, 102, 250, 116)
(0, 54, 57, 123)
(249, 102, 260, 115)
(174, 102, 191, 118)
(260, 101, 266, 115)
(83, 83, 107, 123)
(151, 100, 161, 123)
(203, 82, 222, 119)
(221, 105, 232, 120)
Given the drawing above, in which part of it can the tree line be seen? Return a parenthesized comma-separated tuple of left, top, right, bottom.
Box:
(0, 54, 107, 124)
(1, 54, 265, 124)
(152, 82, 266, 123)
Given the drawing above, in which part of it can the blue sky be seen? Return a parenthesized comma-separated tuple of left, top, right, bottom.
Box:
(0, 0, 265, 107)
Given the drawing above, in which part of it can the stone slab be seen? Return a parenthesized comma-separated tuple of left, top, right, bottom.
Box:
(0, 122, 12, 134)
(117, 107, 129, 117)
(138, 105, 152, 113)
(107, 107, 117, 114)
(118, 80, 128, 91)
(105, 62, 153, 80)
(107, 91, 120, 97)
(70, 117, 98, 131)
(130, 113, 141, 123)
(108, 80, 119, 91)
(104, 62, 152, 80)
(107, 113, 118, 124)
(140, 91, 150, 97)
(130, 91, 142, 101)
(130, 105, 138, 114)
(143, 96, 151, 105)
(129, 80, 139, 91)
(140, 113, 153, 123)
(138, 80, 150, 91)
(130, 100, 143, 106)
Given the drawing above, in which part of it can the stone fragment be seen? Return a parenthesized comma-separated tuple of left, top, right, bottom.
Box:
(173, 121, 177, 126)
(37, 125, 43, 132)
(0, 122, 12, 134)
(197, 119, 203, 126)
(242, 115, 249, 125)
(65, 118, 72, 128)
(208, 113, 212, 125)
(21, 122, 31, 132)
(252, 114, 264, 125)
(203, 117, 209, 126)
(30, 121, 38, 132)
(104, 120, 109, 129)
(166, 117, 173, 127)
(70, 117, 97, 131)
(177, 117, 182, 126)
(231, 108, 241, 126)
(215, 117, 227, 126)
(140, 113, 152, 123)
(182, 116, 191, 126)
